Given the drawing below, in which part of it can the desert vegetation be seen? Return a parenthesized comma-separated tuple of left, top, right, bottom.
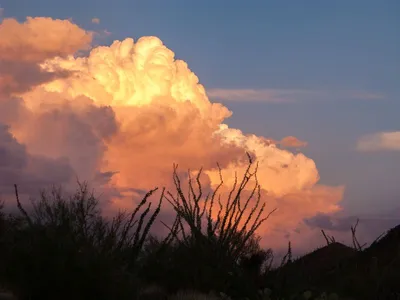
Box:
(0, 155, 399, 300)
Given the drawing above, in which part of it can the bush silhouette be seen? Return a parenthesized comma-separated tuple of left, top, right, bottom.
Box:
(0, 155, 275, 300)
(0, 183, 163, 300)
(0, 154, 398, 300)
(138, 154, 275, 298)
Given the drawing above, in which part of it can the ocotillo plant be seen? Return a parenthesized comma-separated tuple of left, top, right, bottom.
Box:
(158, 153, 276, 297)
(164, 153, 276, 261)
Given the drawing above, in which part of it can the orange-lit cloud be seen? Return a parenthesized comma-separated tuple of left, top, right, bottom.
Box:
(0, 17, 93, 96)
(0, 17, 92, 62)
(91, 18, 100, 24)
(0, 17, 345, 252)
(279, 136, 308, 148)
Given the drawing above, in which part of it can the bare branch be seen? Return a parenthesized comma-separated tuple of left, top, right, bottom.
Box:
(14, 184, 32, 226)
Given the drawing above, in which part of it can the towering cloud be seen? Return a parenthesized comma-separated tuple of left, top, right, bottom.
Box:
(0, 17, 344, 251)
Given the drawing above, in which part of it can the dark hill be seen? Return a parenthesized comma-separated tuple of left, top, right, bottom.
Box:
(267, 242, 357, 295)
(267, 224, 400, 300)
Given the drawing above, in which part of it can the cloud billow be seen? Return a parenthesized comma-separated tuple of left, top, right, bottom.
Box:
(0, 16, 345, 251)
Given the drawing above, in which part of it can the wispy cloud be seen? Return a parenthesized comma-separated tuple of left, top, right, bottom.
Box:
(91, 18, 100, 24)
(206, 88, 315, 103)
(279, 136, 308, 148)
(206, 88, 385, 103)
(350, 91, 385, 100)
(356, 131, 400, 152)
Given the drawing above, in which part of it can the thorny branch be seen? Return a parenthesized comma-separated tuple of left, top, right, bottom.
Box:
(163, 152, 277, 261)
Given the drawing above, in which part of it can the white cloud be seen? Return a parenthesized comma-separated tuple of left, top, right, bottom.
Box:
(357, 131, 400, 152)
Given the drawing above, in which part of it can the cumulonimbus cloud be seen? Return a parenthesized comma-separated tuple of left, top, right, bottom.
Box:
(0, 16, 345, 252)
(356, 131, 400, 152)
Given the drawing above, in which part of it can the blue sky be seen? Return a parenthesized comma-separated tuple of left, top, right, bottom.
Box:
(2, 0, 400, 217)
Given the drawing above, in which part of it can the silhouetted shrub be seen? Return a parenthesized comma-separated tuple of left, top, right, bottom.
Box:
(0, 154, 398, 300)
(0, 183, 163, 300)
(139, 154, 275, 299)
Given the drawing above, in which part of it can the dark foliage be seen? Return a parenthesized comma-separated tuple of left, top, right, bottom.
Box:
(0, 183, 163, 300)
(0, 155, 399, 300)
(0, 155, 275, 300)
(138, 154, 275, 299)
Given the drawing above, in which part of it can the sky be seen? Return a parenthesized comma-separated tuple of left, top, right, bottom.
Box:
(0, 0, 399, 254)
